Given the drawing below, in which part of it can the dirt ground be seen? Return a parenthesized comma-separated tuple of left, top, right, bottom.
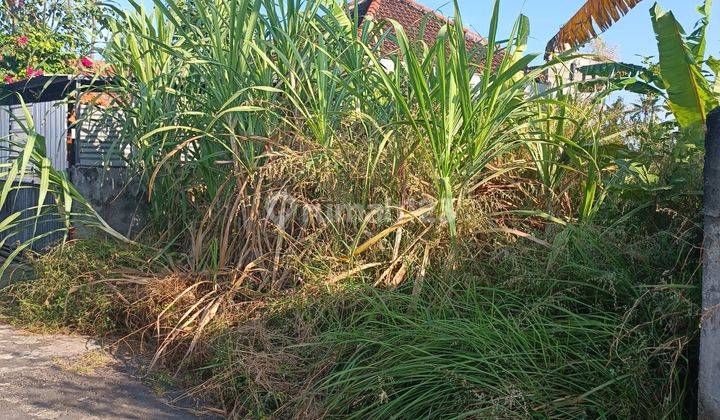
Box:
(0, 324, 214, 419)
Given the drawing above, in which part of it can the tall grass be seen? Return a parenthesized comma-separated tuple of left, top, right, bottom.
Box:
(317, 223, 700, 418)
(320, 288, 676, 418)
(0, 0, 705, 417)
(1, 220, 699, 418)
(525, 88, 631, 223)
(100, 0, 567, 265)
(369, 2, 548, 236)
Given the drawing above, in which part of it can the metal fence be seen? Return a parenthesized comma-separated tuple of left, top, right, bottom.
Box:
(0, 101, 70, 251)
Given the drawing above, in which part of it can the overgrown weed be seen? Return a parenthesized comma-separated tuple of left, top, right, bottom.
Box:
(0, 239, 147, 334)
(0, 0, 707, 417)
(0, 214, 700, 417)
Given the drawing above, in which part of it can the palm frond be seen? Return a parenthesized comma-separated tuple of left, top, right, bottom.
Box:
(546, 0, 645, 56)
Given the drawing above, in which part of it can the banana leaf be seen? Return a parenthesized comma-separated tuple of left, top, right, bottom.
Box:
(651, 3, 716, 129)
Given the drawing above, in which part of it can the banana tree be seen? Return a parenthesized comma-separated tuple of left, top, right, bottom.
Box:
(571, 1, 715, 210)
(577, 1, 716, 132)
(547, 0, 717, 128)
(651, 1, 716, 129)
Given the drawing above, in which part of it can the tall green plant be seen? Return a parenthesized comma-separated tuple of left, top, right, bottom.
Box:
(367, 0, 548, 237)
(578, 1, 716, 132)
(102, 0, 376, 271)
(527, 91, 632, 223)
(651, 1, 716, 130)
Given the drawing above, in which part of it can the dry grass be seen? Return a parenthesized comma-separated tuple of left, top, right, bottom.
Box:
(53, 349, 112, 375)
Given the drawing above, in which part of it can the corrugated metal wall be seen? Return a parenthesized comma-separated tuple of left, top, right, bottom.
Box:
(0, 102, 68, 252)
(35, 101, 68, 171)
(0, 107, 7, 158)
(0, 98, 127, 252)
(0, 101, 68, 171)
(0, 185, 67, 252)
(0, 101, 127, 169)
(75, 104, 125, 167)
(5, 105, 29, 165)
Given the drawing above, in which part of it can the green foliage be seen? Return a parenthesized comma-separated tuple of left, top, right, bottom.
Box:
(0, 0, 103, 80)
(651, 2, 716, 130)
(367, 0, 548, 237)
(0, 26, 76, 80)
(578, 1, 717, 132)
(101, 0, 561, 252)
(525, 89, 630, 223)
(1, 239, 143, 334)
(577, 60, 665, 95)
(0, 1, 706, 417)
(318, 224, 699, 418)
(563, 2, 713, 223)
(0, 0, 102, 54)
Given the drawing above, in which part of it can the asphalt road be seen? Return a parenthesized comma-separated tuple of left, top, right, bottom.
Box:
(0, 324, 207, 419)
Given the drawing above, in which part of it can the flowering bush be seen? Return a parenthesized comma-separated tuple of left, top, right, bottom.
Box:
(0, 26, 76, 82)
(0, 0, 103, 83)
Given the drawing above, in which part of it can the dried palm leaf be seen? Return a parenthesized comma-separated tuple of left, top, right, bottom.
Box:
(546, 0, 645, 56)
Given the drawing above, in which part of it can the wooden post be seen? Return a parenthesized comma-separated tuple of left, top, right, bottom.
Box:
(700, 107, 720, 419)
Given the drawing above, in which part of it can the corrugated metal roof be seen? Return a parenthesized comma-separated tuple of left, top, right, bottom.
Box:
(0, 75, 113, 106)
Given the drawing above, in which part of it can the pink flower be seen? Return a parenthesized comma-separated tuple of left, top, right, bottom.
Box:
(80, 57, 94, 68)
(3, 76, 14, 84)
(16, 36, 28, 46)
(25, 67, 43, 78)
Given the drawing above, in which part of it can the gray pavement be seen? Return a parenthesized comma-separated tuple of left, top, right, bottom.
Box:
(0, 324, 208, 419)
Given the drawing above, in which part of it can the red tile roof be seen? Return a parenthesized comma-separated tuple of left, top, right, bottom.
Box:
(350, 0, 503, 68)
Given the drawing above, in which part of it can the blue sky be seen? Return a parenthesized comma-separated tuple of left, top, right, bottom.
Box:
(423, 0, 720, 65)
(116, 0, 719, 66)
